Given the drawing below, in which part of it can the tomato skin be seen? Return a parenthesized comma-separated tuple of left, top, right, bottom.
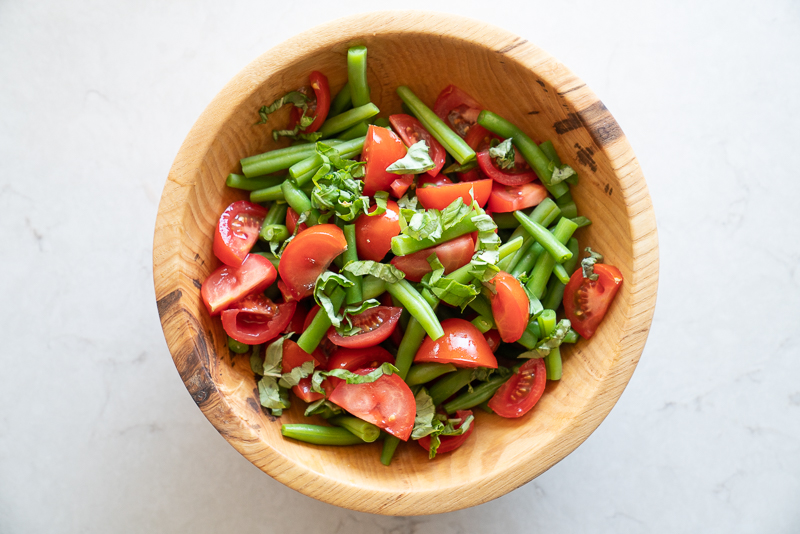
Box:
(414, 318, 497, 368)
(285, 207, 308, 235)
(213, 201, 268, 267)
(484, 329, 501, 353)
(487, 181, 549, 213)
(326, 306, 402, 349)
(390, 234, 475, 282)
(488, 358, 546, 418)
(328, 368, 416, 440)
(305, 71, 331, 133)
(417, 410, 474, 454)
(201, 254, 277, 315)
(416, 179, 492, 211)
(354, 200, 401, 262)
(389, 174, 414, 198)
(278, 224, 347, 300)
(488, 271, 530, 343)
(327, 346, 395, 371)
(417, 174, 453, 188)
(563, 264, 623, 339)
(476, 150, 538, 186)
(362, 125, 407, 197)
(389, 114, 447, 177)
(281, 339, 326, 402)
(283, 300, 308, 335)
(221, 299, 295, 345)
(433, 85, 483, 138)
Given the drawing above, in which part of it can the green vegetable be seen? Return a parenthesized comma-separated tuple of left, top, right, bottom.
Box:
(347, 46, 370, 108)
(311, 363, 399, 394)
(296, 287, 345, 354)
(329, 416, 380, 443)
(317, 103, 379, 139)
(385, 279, 443, 341)
(513, 210, 573, 264)
(342, 225, 362, 305)
(226, 173, 284, 191)
(488, 138, 515, 170)
(342, 260, 406, 284)
(581, 247, 604, 280)
(281, 424, 366, 446)
(405, 363, 457, 386)
(329, 83, 352, 116)
(255, 91, 308, 125)
(227, 336, 249, 354)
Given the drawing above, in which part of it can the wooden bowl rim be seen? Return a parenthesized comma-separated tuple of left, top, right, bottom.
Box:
(153, 10, 658, 515)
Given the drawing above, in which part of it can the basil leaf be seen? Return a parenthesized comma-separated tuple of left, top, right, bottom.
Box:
(386, 140, 435, 174)
(304, 398, 343, 418)
(311, 363, 399, 394)
(489, 138, 515, 170)
(310, 143, 371, 222)
(421, 254, 479, 309)
(249, 344, 264, 376)
(581, 247, 604, 281)
(342, 261, 406, 284)
(258, 376, 291, 414)
(468, 207, 502, 282)
(442, 159, 478, 174)
(440, 196, 473, 230)
(366, 190, 388, 217)
(411, 388, 441, 440)
(336, 299, 380, 337)
(313, 272, 353, 328)
(571, 216, 592, 228)
(397, 193, 418, 211)
(404, 209, 443, 241)
(548, 162, 577, 185)
(279, 360, 315, 388)
(256, 91, 309, 124)
(519, 319, 572, 358)
(263, 334, 291, 378)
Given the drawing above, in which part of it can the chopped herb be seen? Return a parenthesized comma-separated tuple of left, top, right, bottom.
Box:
(386, 140, 435, 174)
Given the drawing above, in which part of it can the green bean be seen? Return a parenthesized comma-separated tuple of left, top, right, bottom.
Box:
(396, 86, 476, 165)
(227, 336, 249, 354)
(491, 211, 521, 229)
(406, 363, 457, 386)
(563, 328, 580, 344)
(511, 242, 543, 279)
(470, 315, 493, 333)
(328, 416, 380, 442)
(263, 202, 288, 226)
(444, 236, 524, 285)
(317, 103, 379, 139)
(373, 117, 391, 129)
(527, 220, 579, 299)
(540, 140, 578, 185)
(381, 436, 401, 466)
(385, 279, 443, 341)
(297, 288, 346, 353)
(250, 185, 284, 203)
(556, 200, 578, 219)
(477, 111, 569, 198)
(513, 211, 573, 263)
(328, 82, 352, 116)
(281, 424, 365, 446)
(259, 224, 289, 244)
(361, 275, 386, 300)
(347, 46, 370, 108)
(226, 173, 284, 191)
(429, 368, 473, 406)
(443, 375, 507, 414)
(391, 218, 478, 256)
(289, 135, 367, 181)
(552, 262, 571, 284)
(479, 401, 494, 414)
(496, 226, 526, 271)
(241, 142, 335, 178)
(342, 225, 362, 305)
(280, 180, 319, 226)
(336, 121, 369, 140)
(545, 347, 562, 380)
(505, 199, 561, 274)
(253, 252, 279, 270)
(518, 317, 541, 350)
(541, 238, 580, 310)
(468, 294, 493, 319)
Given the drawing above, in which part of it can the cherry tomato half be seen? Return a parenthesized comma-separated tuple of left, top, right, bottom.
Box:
(328, 368, 416, 440)
(390, 234, 475, 282)
(213, 201, 267, 267)
(285, 207, 308, 235)
(488, 271, 530, 343)
(433, 84, 483, 138)
(416, 179, 492, 211)
(389, 114, 446, 177)
(389, 174, 414, 199)
(221, 298, 295, 345)
(281, 339, 326, 403)
(457, 125, 499, 182)
(288, 71, 331, 134)
(327, 346, 395, 371)
(476, 149, 538, 186)
(417, 410, 475, 455)
(362, 125, 407, 197)
(326, 306, 402, 348)
(201, 254, 277, 315)
(278, 225, 347, 300)
(487, 181, 548, 213)
(563, 264, 623, 339)
(417, 174, 453, 188)
(414, 318, 497, 368)
(354, 200, 401, 262)
(488, 358, 546, 418)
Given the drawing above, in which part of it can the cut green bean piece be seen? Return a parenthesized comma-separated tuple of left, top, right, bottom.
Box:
(280, 180, 319, 226)
(429, 368, 473, 407)
(552, 262, 571, 284)
(373, 117, 391, 129)
(540, 139, 578, 185)
(336, 121, 370, 140)
(361, 275, 386, 300)
(471, 315, 493, 334)
(250, 184, 284, 203)
(259, 224, 289, 244)
(329, 82, 352, 116)
(518, 318, 541, 350)
(563, 328, 580, 344)
(526, 217, 579, 299)
(391, 218, 478, 256)
(545, 348, 562, 380)
(263, 202, 288, 226)
(396, 86, 476, 165)
(281, 424, 365, 446)
(513, 211, 573, 263)
(289, 135, 367, 181)
(511, 242, 543, 279)
(226, 173, 284, 191)
(328, 416, 380, 442)
(347, 46, 370, 108)
(491, 211, 521, 229)
(557, 201, 578, 219)
(443, 375, 507, 414)
(381, 436, 401, 466)
(297, 288, 346, 353)
(317, 103, 379, 139)
(406, 363, 457, 386)
(241, 141, 343, 179)
(227, 336, 249, 354)
(541, 238, 580, 310)
(342, 225, 363, 305)
(505, 199, 561, 274)
(385, 280, 443, 341)
(468, 294, 493, 319)
(444, 236, 524, 286)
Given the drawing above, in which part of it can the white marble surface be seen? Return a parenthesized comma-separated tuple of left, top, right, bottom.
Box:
(1, 0, 799, 532)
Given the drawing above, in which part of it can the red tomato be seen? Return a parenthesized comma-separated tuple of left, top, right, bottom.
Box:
(487, 181, 549, 213)
(326, 306, 402, 348)
(201, 254, 277, 315)
(327, 346, 395, 371)
(390, 234, 475, 282)
(328, 368, 416, 440)
(213, 201, 267, 267)
(476, 149, 538, 186)
(465, 125, 501, 152)
(221, 298, 295, 345)
(563, 264, 623, 339)
(389, 174, 414, 198)
(417, 174, 453, 188)
(416, 179, 492, 210)
(388, 114, 446, 177)
(281, 339, 326, 403)
(484, 329, 501, 353)
(283, 300, 308, 335)
(414, 318, 497, 368)
(362, 125, 407, 197)
(488, 271, 530, 343)
(288, 71, 331, 134)
(417, 410, 475, 454)
(285, 207, 308, 235)
(354, 200, 401, 262)
(433, 85, 483, 138)
(278, 225, 347, 300)
(488, 358, 546, 418)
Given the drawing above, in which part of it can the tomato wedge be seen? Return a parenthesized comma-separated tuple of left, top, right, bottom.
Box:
(283, 300, 308, 335)
(487, 181, 548, 213)
(417, 410, 475, 455)
(433, 84, 483, 138)
(390, 234, 475, 282)
(281, 339, 326, 403)
(213, 201, 267, 267)
(221, 298, 295, 345)
(285, 207, 308, 235)
(416, 179, 492, 211)
(288, 71, 331, 134)
(488, 358, 546, 418)
(563, 264, 623, 339)
(278, 225, 347, 300)
(201, 254, 277, 315)
(326, 306, 402, 348)
(389, 114, 446, 177)
(354, 200, 401, 262)
(328, 369, 416, 440)
(484, 329, 501, 353)
(389, 174, 414, 199)
(476, 149, 538, 186)
(414, 318, 497, 368)
(327, 346, 395, 371)
(362, 125, 407, 197)
(488, 271, 529, 343)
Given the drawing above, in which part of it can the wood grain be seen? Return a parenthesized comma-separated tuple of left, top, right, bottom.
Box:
(153, 11, 658, 515)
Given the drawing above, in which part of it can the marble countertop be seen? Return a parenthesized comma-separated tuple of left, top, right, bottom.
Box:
(1, 1, 798, 532)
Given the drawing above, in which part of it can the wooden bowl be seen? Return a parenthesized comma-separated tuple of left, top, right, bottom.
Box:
(153, 11, 658, 515)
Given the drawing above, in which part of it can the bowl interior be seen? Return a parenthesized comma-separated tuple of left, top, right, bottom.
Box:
(153, 12, 658, 515)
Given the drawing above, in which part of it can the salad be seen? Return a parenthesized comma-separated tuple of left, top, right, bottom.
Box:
(200, 45, 623, 463)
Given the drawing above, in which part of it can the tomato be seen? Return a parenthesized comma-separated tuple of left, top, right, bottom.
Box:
(476, 149, 538, 186)
(328, 368, 416, 440)
(287, 71, 331, 134)
(281, 339, 326, 403)
(389, 174, 414, 198)
(201, 254, 277, 315)
(563, 264, 623, 339)
(487, 181, 548, 213)
(389, 114, 446, 177)
(326, 306, 402, 348)
(354, 200, 401, 262)
(417, 410, 475, 455)
(433, 84, 483, 138)
(488, 358, 546, 418)
(278, 225, 347, 300)
(465, 125, 501, 152)
(221, 297, 295, 345)
(380, 293, 405, 347)
(327, 346, 395, 371)
(417, 174, 453, 188)
(415, 179, 492, 210)
(488, 271, 530, 343)
(484, 329, 501, 353)
(362, 125, 407, 197)
(414, 318, 497, 368)
(285, 207, 308, 235)
(213, 201, 267, 267)
(283, 300, 308, 335)
(390, 234, 475, 282)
